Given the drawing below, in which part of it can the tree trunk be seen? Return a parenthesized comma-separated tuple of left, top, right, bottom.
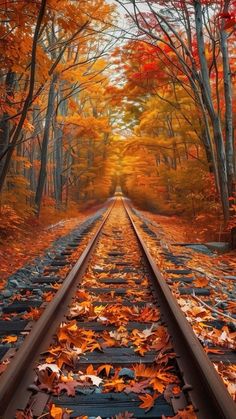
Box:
(220, 27, 234, 195)
(0, 0, 47, 193)
(53, 87, 67, 208)
(201, 133, 212, 166)
(0, 71, 15, 177)
(212, 115, 229, 218)
(194, 0, 229, 221)
(190, 79, 220, 192)
(35, 74, 57, 214)
(54, 127, 63, 207)
(29, 106, 42, 198)
(172, 142, 177, 170)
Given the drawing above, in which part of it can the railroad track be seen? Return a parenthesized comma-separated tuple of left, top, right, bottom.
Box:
(0, 207, 106, 358)
(0, 198, 235, 418)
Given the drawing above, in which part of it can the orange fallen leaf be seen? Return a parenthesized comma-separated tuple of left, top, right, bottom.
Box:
(50, 404, 63, 419)
(139, 392, 158, 411)
(1, 335, 17, 343)
(50, 404, 73, 419)
(97, 364, 113, 376)
(11, 294, 22, 302)
(204, 348, 224, 354)
(22, 307, 42, 320)
(149, 378, 165, 393)
(193, 277, 209, 288)
(86, 364, 97, 375)
(51, 283, 61, 290)
(162, 404, 197, 418)
(103, 378, 126, 392)
(42, 291, 55, 302)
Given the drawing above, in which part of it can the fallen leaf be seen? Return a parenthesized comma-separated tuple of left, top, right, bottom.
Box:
(0, 361, 9, 374)
(80, 374, 103, 386)
(164, 384, 181, 403)
(193, 277, 209, 288)
(149, 377, 165, 393)
(1, 335, 17, 343)
(204, 348, 224, 354)
(86, 364, 97, 375)
(50, 404, 63, 419)
(162, 404, 197, 418)
(22, 307, 42, 320)
(50, 404, 73, 419)
(56, 380, 80, 396)
(97, 364, 113, 376)
(136, 325, 155, 338)
(103, 378, 126, 392)
(37, 363, 61, 374)
(37, 369, 58, 392)
(139, 392, 158, 412)
(124, 379, 150, 394)
(114, 412, 134, 419)
(15, 411, 33, 419)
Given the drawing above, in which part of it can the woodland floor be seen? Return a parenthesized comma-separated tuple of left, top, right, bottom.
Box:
(138, 208, 236, 278)
(0, 203, 104, 290)
(139, 209, 228, 243)
(0, 204, 234, 291)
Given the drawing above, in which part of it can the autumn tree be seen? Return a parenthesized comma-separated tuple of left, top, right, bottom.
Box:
(0, 0, 118, 218)
(115, 0, 236, 220)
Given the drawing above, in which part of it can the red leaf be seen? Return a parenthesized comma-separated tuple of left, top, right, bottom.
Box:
(124, 379, 150, 394)
(56, 380, 80, 396)
(219, 12, 231, 18)
(224, 18, 236, 29)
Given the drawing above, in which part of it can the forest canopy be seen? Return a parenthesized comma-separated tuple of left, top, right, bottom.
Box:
(0, 0, 235, 232)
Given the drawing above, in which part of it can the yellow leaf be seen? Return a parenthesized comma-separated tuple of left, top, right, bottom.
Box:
(67, 321, 78, 332)
(2, 335, 17, 343)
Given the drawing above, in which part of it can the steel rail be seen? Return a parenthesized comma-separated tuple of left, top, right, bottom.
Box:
(123, 198, 235, 419)
(0, 199, 115, 418)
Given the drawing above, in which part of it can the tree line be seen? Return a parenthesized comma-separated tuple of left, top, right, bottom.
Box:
(114, 0, 236, 222)
(0, 0, 235, 228)
(0, 0, 118, 221)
